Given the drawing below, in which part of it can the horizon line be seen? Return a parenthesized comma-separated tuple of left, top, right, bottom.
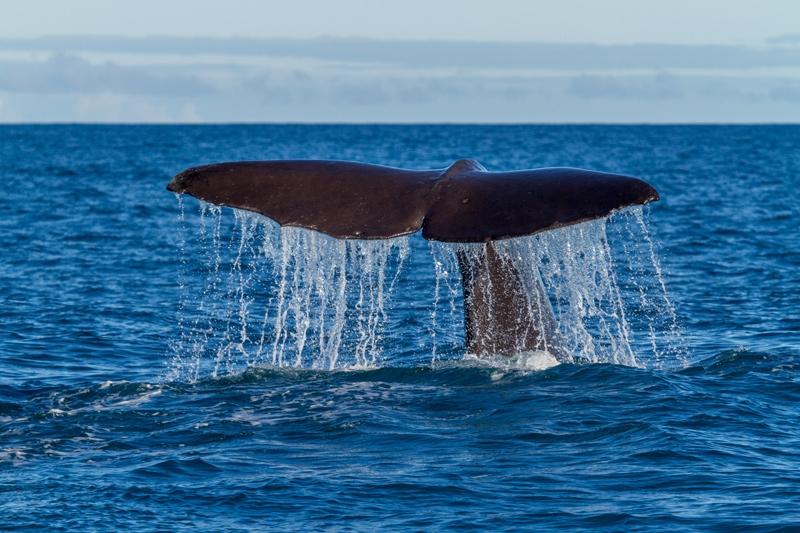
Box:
(2, 121, 799, 127)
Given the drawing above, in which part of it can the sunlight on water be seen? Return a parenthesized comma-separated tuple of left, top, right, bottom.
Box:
(169, 203, 685, 381)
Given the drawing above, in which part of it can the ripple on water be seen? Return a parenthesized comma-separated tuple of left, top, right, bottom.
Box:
(2, 125, 800, 530)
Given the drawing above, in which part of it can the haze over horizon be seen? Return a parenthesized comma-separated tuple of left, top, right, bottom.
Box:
(2, 0, 799, 123)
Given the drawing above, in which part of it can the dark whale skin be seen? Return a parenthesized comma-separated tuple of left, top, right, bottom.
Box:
(168, 159, 659, 356)
(168, 159, 658, 243)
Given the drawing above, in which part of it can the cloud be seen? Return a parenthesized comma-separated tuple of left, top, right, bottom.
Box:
(72, 93, 174, 122)
(570, 73, 683, 100)
(1, 37, 799, 122)
(769, 84, 800, 102)
(766, 34, 800, 45)
(0, 53, 215, 96)
(4, 35, 800, 70)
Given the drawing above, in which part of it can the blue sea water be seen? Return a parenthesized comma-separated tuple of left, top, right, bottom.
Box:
(1, 124, 799, 531)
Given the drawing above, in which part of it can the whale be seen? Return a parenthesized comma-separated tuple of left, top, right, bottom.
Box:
(168, 159, 658, 358)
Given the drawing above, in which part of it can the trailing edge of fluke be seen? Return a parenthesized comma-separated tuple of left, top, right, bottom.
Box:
(167, 159, 659, 243)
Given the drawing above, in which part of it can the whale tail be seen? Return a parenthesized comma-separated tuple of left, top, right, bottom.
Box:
(168, 159, 658, 356)
(168, 158, 658, 242)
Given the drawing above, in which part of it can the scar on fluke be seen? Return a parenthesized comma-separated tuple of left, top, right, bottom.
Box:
(168, 159, 658, 358)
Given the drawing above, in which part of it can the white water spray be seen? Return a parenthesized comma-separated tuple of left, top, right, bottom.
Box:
(169, 208, 410, 380)
(169, 204, 684, 380)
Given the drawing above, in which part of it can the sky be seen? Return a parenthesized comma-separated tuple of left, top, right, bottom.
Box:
(1, 0, 799, 123)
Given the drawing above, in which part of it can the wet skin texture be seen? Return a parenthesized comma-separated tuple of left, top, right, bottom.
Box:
(168, 158, 658, 355)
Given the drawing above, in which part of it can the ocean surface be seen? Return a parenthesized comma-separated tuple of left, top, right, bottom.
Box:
(1, 124, 799, 531)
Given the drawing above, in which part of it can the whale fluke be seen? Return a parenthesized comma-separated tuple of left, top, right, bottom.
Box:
(168, 159, 659, 358)
(167, 159, 657, 243)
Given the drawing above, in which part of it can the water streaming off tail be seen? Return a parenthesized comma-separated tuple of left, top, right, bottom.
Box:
(170, 203, 685, 380)
(425, 207, 685, 370)
(169, 206, 410, 380)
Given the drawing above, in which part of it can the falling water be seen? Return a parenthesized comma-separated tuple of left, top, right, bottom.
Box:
(169, 204, 684, 380)
(169, 206, 410, 380)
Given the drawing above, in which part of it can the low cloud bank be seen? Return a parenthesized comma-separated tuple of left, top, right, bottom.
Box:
(1, 36, 799, 122)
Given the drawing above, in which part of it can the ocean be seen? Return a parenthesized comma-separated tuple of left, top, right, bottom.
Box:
(1, 124, 799, 531)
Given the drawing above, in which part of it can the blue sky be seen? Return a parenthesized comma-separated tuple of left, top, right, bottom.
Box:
(1, 0, 799, 122)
